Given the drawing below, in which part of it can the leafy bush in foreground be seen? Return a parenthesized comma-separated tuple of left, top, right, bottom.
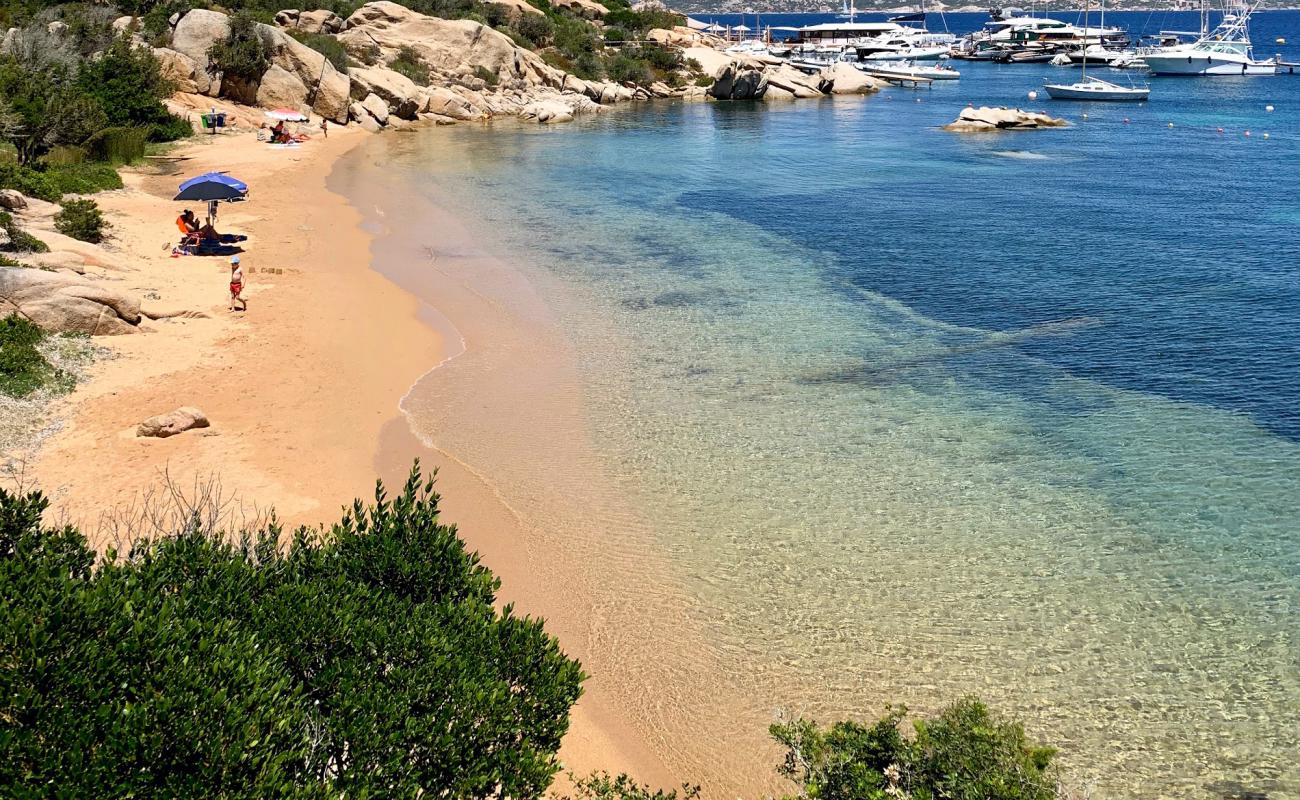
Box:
(771, 699, 1058, 800)
(54, 198, 105, 242)
(0, 316, 63, 397)
(0, 467, 586, 797)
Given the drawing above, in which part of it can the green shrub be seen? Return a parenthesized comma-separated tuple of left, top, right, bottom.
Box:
(474, 64, 499, 87)
(563, 772, 701, 800)
(290, 30, 350, 73)
(605, 52, 651, 85)
(694, 74, 714, 87)
(389, 44, 430, 85)
(84, 127, 148, 163)
(515, 11, 554, 46)
(603, 25, 629, 43)
(76, 36, 178, 130)
(54, 198, 105, 243)
(0, 466, 586, 797)
(206, 10, 269, 82)
(45, 162, 123, 195)
(0, 163, 59, 202)
(0, 316, 61, 398)
(0, 210, 48, 253)
(148, 113, 196, 142)
(771, 698, 1058, 800)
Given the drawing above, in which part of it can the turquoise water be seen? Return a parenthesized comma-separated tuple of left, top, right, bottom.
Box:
(353, 44, 1300, 798)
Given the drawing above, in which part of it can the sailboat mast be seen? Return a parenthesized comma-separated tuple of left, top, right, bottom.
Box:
(1081, 0, 1088, 80)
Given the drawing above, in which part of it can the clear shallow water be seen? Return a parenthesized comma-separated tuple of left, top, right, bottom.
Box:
(362, 31, 1300, 799)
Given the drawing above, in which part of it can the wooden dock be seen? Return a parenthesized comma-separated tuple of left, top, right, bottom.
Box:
(1278, 59, 1300, 74)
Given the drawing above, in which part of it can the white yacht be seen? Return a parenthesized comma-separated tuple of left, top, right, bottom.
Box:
(1141, 0, 1276, 75)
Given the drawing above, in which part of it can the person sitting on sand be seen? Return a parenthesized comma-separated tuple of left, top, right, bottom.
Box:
(229, 255, 246, 312)
(177, 208, 221, 240)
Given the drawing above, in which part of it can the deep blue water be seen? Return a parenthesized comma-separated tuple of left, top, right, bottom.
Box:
(682, 10, 1300, 441)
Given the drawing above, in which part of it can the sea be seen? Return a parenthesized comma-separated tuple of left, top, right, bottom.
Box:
(335, 11, 1300, 798)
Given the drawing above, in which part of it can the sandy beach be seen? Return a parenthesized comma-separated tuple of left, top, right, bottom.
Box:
(11, 99, 696, 792)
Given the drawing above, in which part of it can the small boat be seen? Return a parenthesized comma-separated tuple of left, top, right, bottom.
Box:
(1044, 0, 1149, 100)
(859, 59, 961, 79)
(1043, 75, 1150, 100)
(1050, 52, 1073, 65)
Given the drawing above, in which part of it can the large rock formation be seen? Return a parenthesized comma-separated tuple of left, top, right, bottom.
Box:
(275, 8, 345, 34)
(763, 64, 827, 99)
(0, 267, 141, 335)
(339, 2, 565, 91)
(944, 106, 1069, 132)
(822, 62, 883, 95)
(709, 62, 767, 100)
(349, 66, 422, 120)
(153, 47, 208, 94)
(168, 8, 351, 122)
(169, 9, 229, 71)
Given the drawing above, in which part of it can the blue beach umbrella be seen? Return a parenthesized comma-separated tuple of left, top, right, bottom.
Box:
(174, 172, 248, 227)
(174, 171, 248, 202)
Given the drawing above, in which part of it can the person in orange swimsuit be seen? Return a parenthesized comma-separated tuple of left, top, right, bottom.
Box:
(228, 255, 246, 312)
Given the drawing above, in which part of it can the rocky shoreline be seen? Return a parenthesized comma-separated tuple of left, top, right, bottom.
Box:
(87, 0, 889, 134)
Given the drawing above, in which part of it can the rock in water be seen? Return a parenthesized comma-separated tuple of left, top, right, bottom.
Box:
(944, 106, 1069, 132)
(0, 267, 141, 335)
(137, 407, 211, 438)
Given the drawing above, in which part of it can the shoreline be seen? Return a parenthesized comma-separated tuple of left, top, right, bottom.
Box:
(329, 129, 780, 795)
(12, 118, 696, 793)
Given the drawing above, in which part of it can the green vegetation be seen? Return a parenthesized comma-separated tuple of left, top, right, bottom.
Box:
(474, 63, 500, 87)
(564, 772, 701, 800)
(389, 44, 431, 85)
(771, 699, 1058, 800)
(206, 9, 269, 100)
(290, 29, 350, 73)
(0, 317, 69, 398)
(0, 210, 47, 253)
(0, 466, 585, 797)
(54, 197, 106, 242)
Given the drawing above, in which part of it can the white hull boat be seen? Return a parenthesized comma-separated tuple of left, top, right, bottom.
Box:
(1141, 0, 1276, 76)
(1142, 50, 1276, 75)
(858, 44, 951, 61)
(1043, 76, 1150, 100)
(859, 60, 961, 79)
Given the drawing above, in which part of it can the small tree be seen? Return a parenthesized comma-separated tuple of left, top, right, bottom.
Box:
(55, 198, 106, 243)
(206, 10, 269, 93)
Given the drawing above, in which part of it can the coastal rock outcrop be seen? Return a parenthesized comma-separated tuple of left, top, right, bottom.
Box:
(554, 0, 608, 17)
(944, 106, 1069, 132)
(763, 64, 827, 99)
(136, 407, 211, 438)
(255, 65, 310, 111)
(152, 47, 208, 94)
(168, 9, 351, 122)
(340, 2, 565, 91)
(0, 267, 141, 335)
(709, 62, 767, 100)
(349, 66, 422, 120)
(823, 62, 883, 95)
(420, 86, 481, 120)
(169, 9, 229, 78)
(520, 98, 574, 124)
(275, 8, 345, 34)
